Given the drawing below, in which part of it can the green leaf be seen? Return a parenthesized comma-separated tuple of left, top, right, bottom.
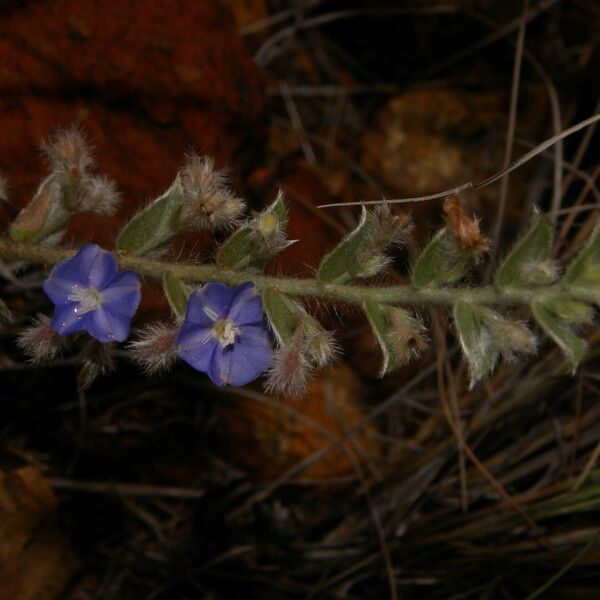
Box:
(363, 300, 399, 376)
(116, 178, 183, 256)
(216, 227, 263, 270)
(10, 176, 54, 242)
(162, 272, 190, 317)
(531, 299, 587, 371)
(495, 217, 552, 287)
(565, 223, 600, 286)
(412, 228, 474, 288)
(261, 288, 304, 344)
(217, 193, 288, 270)
(453, 301, 499, 388)
(317, 208, 376, 283)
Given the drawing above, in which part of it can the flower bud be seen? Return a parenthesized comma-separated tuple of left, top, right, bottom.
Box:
(388, 308, 427, 365)
(521, 260, 560, 286)
(43, 126, 93, 182)
(443, 194, 488, 254)
(128, 322, 180, 375)
(251, 190, 290, 253)
(265, 327, 312, 397)
(77, 339, 116, 391)
(16, 314, 66, 364)
(303, 317, 339, 368)
(371, 204, 413, 250)
(78, 175, 121, 216)
(486, 318, 536, 360)
(179, 154, 244, 230)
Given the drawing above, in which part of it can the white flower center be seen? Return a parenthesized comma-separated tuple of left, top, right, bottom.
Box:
(68, 286, 104, 314)
(212, 318, 239, 348)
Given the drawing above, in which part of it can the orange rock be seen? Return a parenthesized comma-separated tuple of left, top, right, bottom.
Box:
(219, 364, 382, 482)
(0, 466, 79, 600)
(0, 0, 265, 248)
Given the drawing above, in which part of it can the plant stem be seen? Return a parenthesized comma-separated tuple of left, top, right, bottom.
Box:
(0, 238, 597, 308)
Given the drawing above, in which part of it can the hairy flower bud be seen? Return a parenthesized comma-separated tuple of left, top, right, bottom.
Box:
(128, 322, 180, 375)
(78, 175, 121, 216)
(303, 317, 340, 368)
(265, 327, 312, 397)
(521, 260, 560, 286)
(43, 126, 93, 185)
(443, 194, 488, 253)
(77, 339, 116, 391)
(17, 314, 66, 364)
(389, 309, 427, 365)
(486, 318, 536, 360)
(371, 204, 413, 250)
(179, 154, 245, 230)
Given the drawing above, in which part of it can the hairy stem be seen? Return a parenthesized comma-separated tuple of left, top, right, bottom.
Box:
(0, 238, 597, 308)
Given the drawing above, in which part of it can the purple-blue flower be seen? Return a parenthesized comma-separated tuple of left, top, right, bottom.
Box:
(177, 282, 272, 387)
(43, 244, 141, 343)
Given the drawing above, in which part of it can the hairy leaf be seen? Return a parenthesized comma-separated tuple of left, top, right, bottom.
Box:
(162, 272, 190, 317)
(363, 300, 399, 376)
(565, 223, 600, 287)
(317, 208, 376, 283)
(453, 301, 499, 388)
(116, 178, 183, 256)
(495, 217, 552, 287)
(412, 228, 474, 288)
(531, 299, 587, 371)
(262, 288, 303, 344)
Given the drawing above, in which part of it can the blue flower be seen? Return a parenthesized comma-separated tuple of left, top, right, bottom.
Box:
(43, 244, 141, 342)
(177, 282, 272, 387)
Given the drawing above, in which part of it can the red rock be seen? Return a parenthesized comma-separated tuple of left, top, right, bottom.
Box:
(0, 0, 265, 248)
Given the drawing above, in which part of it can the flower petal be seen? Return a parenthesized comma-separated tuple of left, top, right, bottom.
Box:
(100, 271, 142, 317)
(184, 283, 236, 325)
(86, 306, 132, 342)
(177, 324, 219, 374)
(213, 324, 272, 387)
(51, 302, 92, 335)
(86, 246, 118, 289)
(43, 244, 117, 305)
(227, 282, 264, 326)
